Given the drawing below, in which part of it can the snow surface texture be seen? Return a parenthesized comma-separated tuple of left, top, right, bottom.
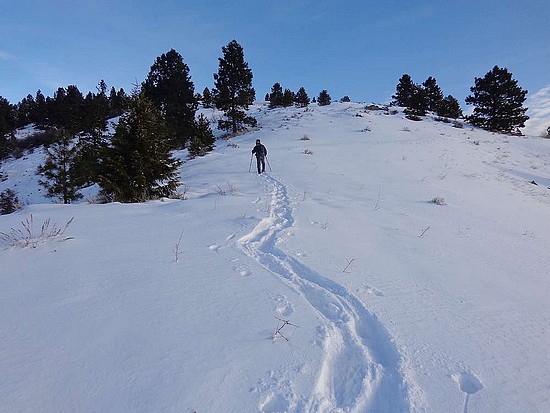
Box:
(1, 103, 550, 412)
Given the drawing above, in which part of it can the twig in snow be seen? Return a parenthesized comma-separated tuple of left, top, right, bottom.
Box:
(173, 229, 184, 262)
(373, 186, 381, 211)
(272, 317, 299, 341)
(419, 226, 431, 238)
(342, 258, 355, 273)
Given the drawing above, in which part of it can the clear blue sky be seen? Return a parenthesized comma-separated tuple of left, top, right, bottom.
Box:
(1, 0, 550, 111)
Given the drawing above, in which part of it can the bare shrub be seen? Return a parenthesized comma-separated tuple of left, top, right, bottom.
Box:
(300, 134, 311, 140)
(0, 214, 74, 248)
(303, 149, 313, 155)
(430, 197, 446, 205)
(214, 183, 238, 196)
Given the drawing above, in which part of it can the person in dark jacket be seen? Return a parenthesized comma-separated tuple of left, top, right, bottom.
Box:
(252, 139, 267, 174)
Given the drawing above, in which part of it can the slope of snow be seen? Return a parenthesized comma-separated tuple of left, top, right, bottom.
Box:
(1, 103, 550, 412)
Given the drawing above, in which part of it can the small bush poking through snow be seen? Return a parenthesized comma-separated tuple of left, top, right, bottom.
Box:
(303, 149, 313, 155)
(430, 197, 446, 205)
(301, 135, 311, 140)
(0, 214, 74, 248)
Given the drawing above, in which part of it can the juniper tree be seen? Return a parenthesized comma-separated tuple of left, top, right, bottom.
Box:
(38, 129, 82, 204)
(142, 49, 197, 148)
(317, 90, 331, 106)
(294, 87, 310, 107)
(465, 65, 529, 134)
(188, 114, 215, 158)
(99, 92, 181, 203)
(213, 40, 256, 133)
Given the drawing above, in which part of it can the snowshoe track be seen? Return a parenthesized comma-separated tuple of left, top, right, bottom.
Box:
(238, 174, 411, 412)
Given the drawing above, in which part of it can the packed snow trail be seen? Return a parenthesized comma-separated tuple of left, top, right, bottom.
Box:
(238, 174, 412, 412)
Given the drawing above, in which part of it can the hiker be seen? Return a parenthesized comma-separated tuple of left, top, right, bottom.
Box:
(252, 139, 267, 174)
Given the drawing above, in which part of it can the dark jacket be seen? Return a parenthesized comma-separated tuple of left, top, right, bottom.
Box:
(252, 143, 267, 158)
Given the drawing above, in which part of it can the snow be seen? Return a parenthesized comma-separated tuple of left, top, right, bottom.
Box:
(1, 102, 550, 412)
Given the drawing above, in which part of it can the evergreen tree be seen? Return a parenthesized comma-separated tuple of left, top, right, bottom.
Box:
(202, 87, 213, 108)
(264, 93, 269, 102)
(0, 189, 21, 215)
(0, 96, 15, 159)
(317, 90, 331, 106)
(404, 87, 428, 120)
(340, 96, 351, 103)
(38, 129, 82, 204)
(392, 74, 416, 107)
(99, 92, 181, 203)
(269, 83, 284, 108)
(108, 87, 128, 117)
(282, 89, 295, 107)
(142, 49, 197, 148)
(436, 95, 463, 119)
(213, 40, 256, 133)
(188, 114, 215, 158)
(33, 90, 48, 127)
(16, 94, 36, 127)
(465, 65, 529, 134)
(422, 76, 444, 112)
(294, 87, 310, 107)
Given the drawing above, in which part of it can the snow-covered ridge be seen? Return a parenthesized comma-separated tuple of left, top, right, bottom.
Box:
(1, 102, 550, 412)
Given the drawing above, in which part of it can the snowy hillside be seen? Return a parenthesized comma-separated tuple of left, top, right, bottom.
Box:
(1, 103, 550, 412)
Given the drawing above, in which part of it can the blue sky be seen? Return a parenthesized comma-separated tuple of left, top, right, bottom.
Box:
(1, 0, 550, 119)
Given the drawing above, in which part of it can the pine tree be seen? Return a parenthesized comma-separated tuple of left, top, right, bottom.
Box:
(294, 87, 310, 107)
(108, 87, 128, 118)
(38, 129, 82, 204)
(16, 94, 36, 127)
(269, 83, 284, 108)
(465, 65, 529, 134)
(404, 87, 428, 120)
(392, 74, 416, 107)
(0, 189, 21, 215)
(282, 89, 295, 107)
(213, 40, 256, 133)
(422, 77, 444, 112)
(99, 92, 181, 203)
(142, 49, 197, 148)
(0, 96, 15, 159)
(188, 114, 215, 158)
(33, 90, 48, 127)
(202, 87, 213, 108)
(436, 95, 463, 119)
(317, 90, 331, 106)
(340, 96, 351, 103)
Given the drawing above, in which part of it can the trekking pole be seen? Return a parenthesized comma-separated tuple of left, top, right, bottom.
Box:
(266, 157, 272, 172)
(248, 153, 253, 172)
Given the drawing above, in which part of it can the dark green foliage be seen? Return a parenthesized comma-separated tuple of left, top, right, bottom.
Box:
(466, 66, 529, 134)
(294, 87, 310, 107)
(99, 92, 181, 203)
(264, 93, 269, 102)
(392, 74, 416, 107)
(317, 90, 331, 106)
(0, 96, 16, 159)
(202, 87, 213, 108)
(269, 83, 284, 108)
(282, 89, 295, 107)
(188, 114, 215, 158)
(0, 189, 21, 215)
(38, 129, 82, 204)
(436, 95, 463, 119)
(404, 87, 428, 120)
(213, 40, 256, 133)
(340, 96, 351, 103)
(422, 77, 444, 112)
(108, 87, 128, 118)
(142, 49, 197, 148)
